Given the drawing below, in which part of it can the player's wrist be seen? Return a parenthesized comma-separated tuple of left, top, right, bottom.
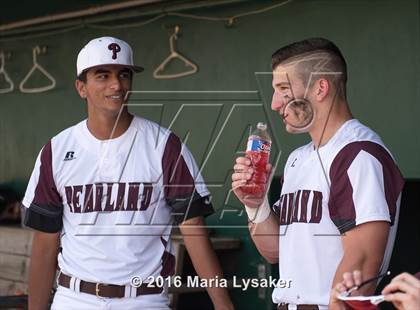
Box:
(245, 197, 271, 223)
(207, 286, 233, 309)
(211, 295, 234, 310)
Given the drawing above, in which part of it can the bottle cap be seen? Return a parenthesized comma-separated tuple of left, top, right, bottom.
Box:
(257, 122, 267, 130)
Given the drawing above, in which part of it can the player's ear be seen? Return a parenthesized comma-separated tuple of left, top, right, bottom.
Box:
(315, 78, 329, 101)
(75, 79, 87, 99)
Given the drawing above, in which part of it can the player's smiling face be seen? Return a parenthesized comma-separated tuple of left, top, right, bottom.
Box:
(76, 65, 132, 116)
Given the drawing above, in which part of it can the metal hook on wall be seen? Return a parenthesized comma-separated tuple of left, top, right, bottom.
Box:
(0, 51, 14, 94)
(153, 26, 198, 79)
(19, 45, 56, 93)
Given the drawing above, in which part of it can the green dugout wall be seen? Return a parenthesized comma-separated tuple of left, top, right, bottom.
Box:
(0, 0, 419, 308)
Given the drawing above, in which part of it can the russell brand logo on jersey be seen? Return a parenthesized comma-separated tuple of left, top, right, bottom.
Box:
(64, 151, 75, 161)
(64, 182, 153, 213)
(274, 190, 323, 225)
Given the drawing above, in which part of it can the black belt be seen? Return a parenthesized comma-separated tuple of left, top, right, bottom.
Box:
(58, 272, 163, 298)
(277, 304, 319, 310)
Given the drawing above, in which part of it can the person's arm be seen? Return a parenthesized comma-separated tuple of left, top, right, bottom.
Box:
(248, 212, 279, 264)
(232, 156, 279, 263)
(179, 216, 234, 310)
(327, 142, 404, 309)
(328, 221, 389, 309)
(28, 231, 60, 310)
(161, 134, 233, 308)
(20, 141, 63, 309)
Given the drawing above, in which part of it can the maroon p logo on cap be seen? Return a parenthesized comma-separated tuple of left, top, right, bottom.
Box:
(108, 43, 121, 60)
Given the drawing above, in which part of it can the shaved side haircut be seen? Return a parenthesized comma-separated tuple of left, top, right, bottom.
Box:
(272, 38, 348, 99)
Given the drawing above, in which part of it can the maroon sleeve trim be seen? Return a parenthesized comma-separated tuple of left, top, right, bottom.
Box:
(26, 140, 63, 232)
(162, 133, 195, 199)
(162, 133, 214, 223)
(329, 141, 404, 233)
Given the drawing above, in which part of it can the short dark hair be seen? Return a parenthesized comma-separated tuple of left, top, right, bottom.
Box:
(272, 38, 347, 98)
(77, 71, 87, 83)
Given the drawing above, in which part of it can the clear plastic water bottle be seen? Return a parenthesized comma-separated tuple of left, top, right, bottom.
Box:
(242, 122, 272, 195)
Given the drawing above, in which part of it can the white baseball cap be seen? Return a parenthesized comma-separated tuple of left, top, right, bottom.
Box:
(76, 36, 144, 76)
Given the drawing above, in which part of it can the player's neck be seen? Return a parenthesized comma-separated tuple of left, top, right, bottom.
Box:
(87, 111, 133, 140)
(309, 100, 353, 148)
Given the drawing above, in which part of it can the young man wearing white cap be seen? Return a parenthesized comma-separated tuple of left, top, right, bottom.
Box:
(23, 37, 234, 310)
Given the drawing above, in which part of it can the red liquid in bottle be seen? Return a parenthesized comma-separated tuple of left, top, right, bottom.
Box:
(241, 123, 271, 195)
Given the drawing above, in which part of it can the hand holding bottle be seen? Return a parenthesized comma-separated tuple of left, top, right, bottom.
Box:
(231, 122, 272, 209)
(232, 156, 272, 208)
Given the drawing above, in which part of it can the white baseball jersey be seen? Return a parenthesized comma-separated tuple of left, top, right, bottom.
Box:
(271, 119, 404, 307)
(23, 116, 213, 288)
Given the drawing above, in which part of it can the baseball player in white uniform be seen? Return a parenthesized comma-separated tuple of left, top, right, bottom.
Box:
(231, 38, 404, 309)
(23, 37, 233, 310)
